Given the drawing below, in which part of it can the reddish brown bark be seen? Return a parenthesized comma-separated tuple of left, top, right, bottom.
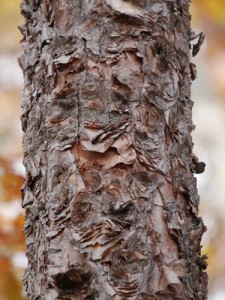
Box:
(19, 0, 208, 299)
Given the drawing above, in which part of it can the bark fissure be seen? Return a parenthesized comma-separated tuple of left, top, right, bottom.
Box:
(20, 0, 208, 299)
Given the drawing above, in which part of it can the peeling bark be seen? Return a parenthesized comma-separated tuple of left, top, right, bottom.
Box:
(19, 0, 208, 299)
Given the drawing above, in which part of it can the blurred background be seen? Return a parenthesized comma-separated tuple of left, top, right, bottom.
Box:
(0, 0, 224, 299)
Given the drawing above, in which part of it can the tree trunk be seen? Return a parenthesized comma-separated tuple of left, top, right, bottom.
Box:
(19, 0, 208, 299)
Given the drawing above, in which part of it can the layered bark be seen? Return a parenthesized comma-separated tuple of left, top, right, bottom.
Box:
(19, 0, 208, 299)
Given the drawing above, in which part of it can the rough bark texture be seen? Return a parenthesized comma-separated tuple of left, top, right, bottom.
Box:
(19, 0, 208, 299)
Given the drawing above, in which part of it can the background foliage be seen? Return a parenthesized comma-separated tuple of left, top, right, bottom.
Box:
(0, 1, 224, 299)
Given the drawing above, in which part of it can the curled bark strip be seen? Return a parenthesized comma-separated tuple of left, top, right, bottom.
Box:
(192, 32, 205, 57)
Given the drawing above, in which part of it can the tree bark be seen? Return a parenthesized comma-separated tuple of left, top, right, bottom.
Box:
(19, 0, 208, 299)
